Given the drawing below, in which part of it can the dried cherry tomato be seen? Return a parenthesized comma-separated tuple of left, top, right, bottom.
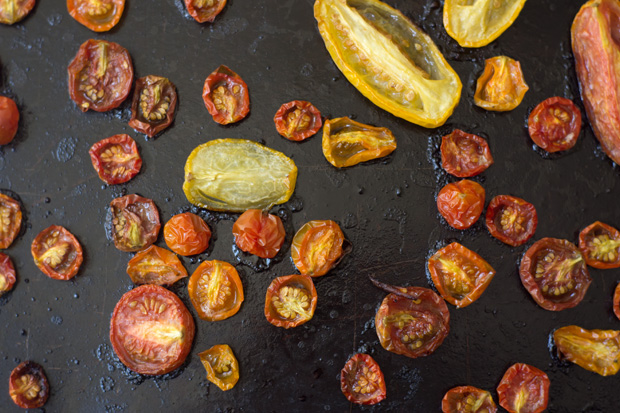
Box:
(198, 344, 240, 391)
(340, 353, 386, 405)
(436, 180, 485, 230)
(0, 252, 16, 295)
(109, 194, 160, 252)
(497, 363, 550, 413)
(0, 193, 22, 249)
(528, 97, 581, 152)
(89, 134, 142, 185)
(0, 0, 35, 25)
(128, 75, 178, 137)
(202, 65, 249, 125)
(0, 96, 19, 145)
(578, 221, 620, 269)
(291, 220, 345, 277)
(31, 225, 83, 280)
(442, 386, 497, 413)
(440, 129, 493, 178)
(9, 361, 49, 409)
(232, 209, 285, 259)
(485, 195, 537, 247)
(126, 245, 188, 286)
(264, 274, 317, 328)
(67, 0, 125, 32)
(554, 325, 620, 376)
(474, 56, 528, 112)
(163, 212, 211, 256)
(614, 283, 620, 320)
(274, 100, 322, 141)
(188, 260, 244, 321)
(185, 0, 226, 23)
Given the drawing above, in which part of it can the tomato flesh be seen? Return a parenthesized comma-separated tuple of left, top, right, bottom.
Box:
(264, 274, 317, 328)
(0, 193, 22, 249)
(442, 385, 497, 413)
(0, 0, 35, 25)
(198, 344, 240, 391)
(554, 325, 620, 376)
(126, 245, 187, 286)
(163, 212, 211, 256)
(0, 252, 16, 295)
(67, 0, 125, 32)
(274, 100, 322, 141)
(31, 225, 83, 280)
(578, 221, 620, 269)
(497, 363, 549, 413)
(89, 134, 142, 185)
(291, 220, 345, 277)
(0, 96, 19, 145)
(614, 283, 620, 320)
(340, 353, 386, 405)
(202, 65, 249, 125)
(474, 56, 528, 112)
(440, 129, 493, 178)
(9, 361, 49, 409)
(437, 180, 485, 230)
(528, 97, 581, 152)
(232, 209, 285, 259)
(485, 195, 537, 247)
(129, 75, 178, 137)
(188, 260, 244, 321)
(109, 194, 161, 252)
(185, 0, 226, 23)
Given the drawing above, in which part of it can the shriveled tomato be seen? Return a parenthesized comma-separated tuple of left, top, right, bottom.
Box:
(264, 274, 317, 328)
(442, 386, 497, 413)
(31, 225, 83, 280)
(486, 195, 537, 247)
(126, 245, 187, 286)
(67, 0, 125, 32)
(497, 363, 549, 413)
(436, 180, 485, 230)
(110, 284, 195, 375)
(89, 134, 142, 185)
(554, 325, 620, 376)
(375, 286, 450, 358)
(188, 260, 244, 321)
(163, 212, 211, 256)
(0, 0, 35, 25)
(340, 353, 386, 405)
(614, 283, 620, 320)
(0, 193, 22, 249)
(578, 221, 620, 269)
(519, 238, 591, 311)
(232, 209, 285, 259)
(474, 56, 528, 112)
(9, 361, 49, 409)
(67, 39, 133, 112)
(291, 220, 345, 277)
(528, 97, 581, 152)
(198, 344, 239, 391)
(202, 65, 249, 125)
(185, 0, 226, 23)
(0, 252, 16, 296)
(440, 130, 493, 178)
(274, 100, 322, 141)
(0, 96, 19, 145)
(428, 242, 495, 308)
(109, 194, 160, 252)
(128, 75, 177, 138)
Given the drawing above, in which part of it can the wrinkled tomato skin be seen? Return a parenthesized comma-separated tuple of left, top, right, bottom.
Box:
(291, 220, 345, 277)
(578, 221, 620, 269)
(0, 252, 16, 295)
(486, 195, 537, 247)
(185, 0, 226, 23)
(614, 284, 620, 320)
(519, 238, 591, 311)
(265, 274, 317, 329)
(528, 97, 581, 152)
(232, 209, 285, 259)
(554, 325, 620, 376)
(89, 134, 142, 184)
(129, 75, 178, 137)
(0, 0, 35, 25)
(109, 194, 161, 252)
(202, 65, 249, 125)
(437, 180, 485, 230)
(274, 100, 322, 141)
(375, 286, 450, 359)
(440, 129, 493, 178)
(199, 344, 240, 391)
(67, 0, 125, 32)
(340, 353, 386, 405)
(163, 212, 211, 256)
(474, 56, 528, 112)
(0, 96, 19, 145)
(31, 225, 83, 280)
(126, 245, 188, 286)
(497, 363, 549, 413)
(188, 260, 244, 321)
(9, 361, 49, 409)
(0, 193, 22, 249)
(442, 386, 497, 413)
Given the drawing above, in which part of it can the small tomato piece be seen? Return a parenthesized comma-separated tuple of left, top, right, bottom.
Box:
(437, 180, 485, 230)
(440, 129, 493, 178)
(486, 195, 537, 247)
(126, 245, 188, 286)
(578, 221, 620, 269)
(274, 100, 322, 141)
(264, 274, 317, 328)
(202, 65, 249, 125)
(185, 0, 226, 23)
(31, 225, 83, 280)
(9, 361, 49, 409)
(291, 220, 345, 277)
(554, 325, 620, 377)
(528, 97, 581, 152)
(442, 386, 497, 413)
(497, 363, 549, 413)
(89, 134, 142, 185)
(198, 344, 239, 391)
(67, 0, 125, 32)
(340, 353, 386, 405)
(109, 194, 161, 252)
(474, 56, 528, 112)
(614, 283, 620, 320)
(129, 75, 178, 137)
(163, 212, 211, 256)
(0, 252, 16, 296)
(188, 260, 244, 321)
(232, 209, 285, 259)
(0, 96, 19, 145)
(0, 0, 35, 25)
(0, 193, 22, 249)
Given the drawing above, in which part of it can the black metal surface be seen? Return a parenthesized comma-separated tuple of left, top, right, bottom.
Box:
(0, 0, 618, 411)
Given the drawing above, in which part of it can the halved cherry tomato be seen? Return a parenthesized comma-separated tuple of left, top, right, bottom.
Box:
(0, 193, 22, 249)
(528, 97, 581, 152)
(188, 260, 244, 321)
(89, 134, 142, 185)
(437, 180, 485, 230)
(519, 238, 591, 311)
(0, 96, 19, 145)
(428, 242, 495, 308)
(31, 225, 83, 280)
(440, 130, 493, 178)
(474, 56, 528, 112)
(0, 252, 16, 295)
(442, 386, 497, 413)
(614, 283, 620, 320)
(497, 363, 549, 413)
(128, 75, 178, 137)
(274, 100, 322, 141)
(0, 0, 35, 25)
(232, 209, 285, 259)
(264, 274, 317, 328)
(68, 39, 134, 112)
(109, 194, 161, 252)
(198, 344, 239, 391)
(185, 0, 226, 23)
(67, 0, 125, 32)
(340, 353, 386, 405)
(486, 195, 537, 247)
(578, 221, 620, 269)
(554, 325, 620, 377)
(9, 361, 49, 409)
(163, 212, 211, 256)
(202, 65, 249, 125)
(110, 284, 195, 375)
(126, 245, 187, 286)
(375, 286, 450, 358)
(291, 220, 345, 277)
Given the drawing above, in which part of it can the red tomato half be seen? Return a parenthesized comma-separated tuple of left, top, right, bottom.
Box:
(185, 0, 226, 23)
(528, 97, 581, 152)
(67, 0, 125, 32)
(340, 353, 386, 405)
(0, 96, 19, 145)
(232, 209, 285, 258)
(291, 220, 345, 277)
(578, 221, 620, 269)
(89, 134, 142, 184)
(202, 65, 249, 125)
(163, 212, 211, 256)
(274, 100, 323, 141)
(31, 225, 83, 280)
(440, 130, 493, 177)
(0, 0, 35, 25)
(9, 361, 49, 409)
(442, 386, 497, 413)
(614, 283, 620, 320)
(485, 195, 537, 247)
(128, 75, 178, 137)
(0, 193, 22, 249)
(109, 194, 161, 252)
(188, 260, 244, 321)
(265, 274, 317, 328)
(497, 363, 550, 413)
(437, 180, 485, 230)
(0, 252, 16, 295)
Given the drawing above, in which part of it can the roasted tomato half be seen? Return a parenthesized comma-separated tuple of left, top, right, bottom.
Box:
(67, 39, 133, 112)
(198, 344, 239, 391)
(437, 180, 485, 230)
(274, 100, 322, 141)
(9, 361, 49, 409)
(89, 134, 142, 185)
(340, 353, 386, 405)
(0, 96, 19, 145)
(126, 245, 188, 286)
(110, 285, 195, 375)
(519, 238, 591, 311)
(442, 386, 497, 413)
(185, 0, 226, 23)
(375, 286, 450, 358)
(265, 274, 317, 328)
(202, 65, 249, 125)
(0, 192, 22, 249)
(129, 75, 177, 137)
(528, 97, 581, 153)
(31, 225, 83, 280)
(428, 242, 495, 309)
(554, 325, 620, 376)
(578, 221, 620, 269)
(291, 220, 345, 277)
(188, 260, 244, 321)
(485, 195, 537, 247)
(232, 209, 285, 259)
(0, 252, 16, 296)
(614, 283, 620, 320)
(163, 212, 211, 256)
(109, 194, 160, 252)
(497, 363, 549, 413)
(0, 0, 35, 25)
(67, 0, 125, 32)
(440, 129, 493, 178)
(474, 56, 528, 112)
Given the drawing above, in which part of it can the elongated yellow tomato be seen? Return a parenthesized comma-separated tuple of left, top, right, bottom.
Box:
(314, 0, 462, 128)
(183, 139, 297, 212)
(443, 0, 527, 48)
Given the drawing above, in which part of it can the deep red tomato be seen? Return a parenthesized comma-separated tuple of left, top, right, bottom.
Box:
(202, 65, 249, 125)
(614, 283, 620, 320)
(0, 252, 16, 296)
(528, 97, 581, 152)
(375, 286, 450, 358)
(188, 260, 244, 321)
(67, 39, 134, 112)
(440, 130, 493, 178)
(31, 225, 83, 280)
(554, 325, 620, 376)
(126, 245, 188, 286)
(428, 242, 495, 308)
(109, 194, 161, 252)
(9, 361, 49, 409)
(274, 100, 322, 141)
(437, 180, 485, 230)
(578, 221, 620, 269)
(163, 212, 211, 256)
(340, 353, 386, 405)
(89, 134, 142, 184)
(497, 363, 549, 413)
(264, 274, 317, 328)
(519, 238, 591, 311)
(485, 195, 537, 247)
(0, 0, 35, 25)
(67, 0, 125, 32)
(0, 96, 19, 145)
(128, 75, 178, 137)
(442, 386, 497, 413)
(0, 193, 22, 249)
(232, 209, 285, 259)
(291, 220, 345, 277)
(110, 284, 195, 375)
(198, 344, 240, 391)
(185, 0, 226, 23)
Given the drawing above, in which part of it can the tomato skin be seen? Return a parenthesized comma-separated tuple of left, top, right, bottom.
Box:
(554, 325, 620, 376)
(578, 221, 620, 269)
(0, 0, 35, 25)
(440, 130, 493, 178)
(89, 134, 142, 185)
(340, 353, 386, 405)
(437, 180, 485, 230)
(614, 283, 620, 320)
(109, 194, 161, 252)
(163, 212, 211, 256)
(202, 65, 249, 125)
(0, 252, 16, 295)
(126, 245, 188, 286)
(67, 0, 125, 32)
(442, 386, 497, 413)
(31, 225, 83, 280)
(188, 260, 244, 321)
(9, 361, 49, 409)
(474, 56, 528, 112)
(0, 96, 19, 145)
(274, 100, 322, 141)
(497, 363, 549, 413)
(198, 344, 240, 391)
(185, 0, 226, 23)
(291, 220, 345, 277)
(232, 209, 285, 259)
(528, 97, 581, 152)
(485, 195, 537, 247)
(264, 274, 317, 328)
(128, 75, 178, 137)
(0, 193, 22, 249)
